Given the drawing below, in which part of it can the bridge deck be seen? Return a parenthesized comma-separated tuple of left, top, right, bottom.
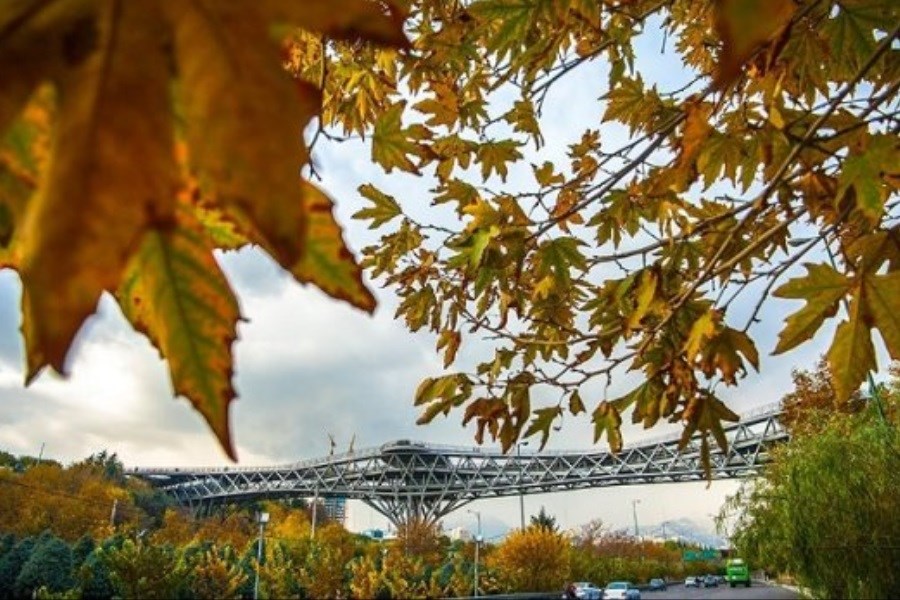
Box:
(132, 403, 787, 525)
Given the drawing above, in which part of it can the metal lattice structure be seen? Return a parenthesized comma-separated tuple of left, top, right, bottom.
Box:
(134, 403, 787, 526)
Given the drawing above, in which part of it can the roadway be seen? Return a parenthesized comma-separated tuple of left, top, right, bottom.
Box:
(641, 581, 798, 599)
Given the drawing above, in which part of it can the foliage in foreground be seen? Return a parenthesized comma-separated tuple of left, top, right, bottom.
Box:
(3, 0, 896, 461)
(721, 363, 900, 599)
(0, 0, 407, 458)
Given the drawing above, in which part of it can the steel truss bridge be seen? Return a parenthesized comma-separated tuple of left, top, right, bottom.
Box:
(134, 403, 787, 527)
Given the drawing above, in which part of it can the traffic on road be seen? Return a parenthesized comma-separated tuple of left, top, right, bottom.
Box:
(562, 580, 798, 600)
(641, 580, 798, 599)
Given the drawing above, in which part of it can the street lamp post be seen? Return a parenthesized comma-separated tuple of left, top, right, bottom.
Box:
(467, 509, 482, 598)
(516, 441, 528, 529)
(253, 511, 270, 600)
(631, 499, 641, 538)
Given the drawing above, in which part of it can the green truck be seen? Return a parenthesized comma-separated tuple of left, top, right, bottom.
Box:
(725, 558, 751, 587)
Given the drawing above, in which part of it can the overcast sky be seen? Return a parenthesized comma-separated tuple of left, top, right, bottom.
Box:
(0, 19, 887, 539)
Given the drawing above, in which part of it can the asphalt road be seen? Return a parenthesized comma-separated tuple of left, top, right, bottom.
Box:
(641, 581, 798, 600)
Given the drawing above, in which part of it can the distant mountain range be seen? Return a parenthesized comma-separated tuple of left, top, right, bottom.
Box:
(639, 517, 726, 549)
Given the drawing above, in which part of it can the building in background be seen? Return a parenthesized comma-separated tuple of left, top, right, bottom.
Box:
(323, 496, 347, 524)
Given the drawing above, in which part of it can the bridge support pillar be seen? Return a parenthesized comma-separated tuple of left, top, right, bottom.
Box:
(362, 496, 472, 530)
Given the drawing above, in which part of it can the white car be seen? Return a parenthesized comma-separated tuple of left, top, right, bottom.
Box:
(573, 582, 602, 600)
(604, 581, 641, 600)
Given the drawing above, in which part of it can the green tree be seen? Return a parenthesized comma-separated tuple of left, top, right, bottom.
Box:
(71, 535, 95, 569)
(529, 506, 559, 532)
(0, 533, 15, 562)
(100, 539, 187, 599)
(72, 451, 125, 485)
(188, 546, 247, 599)
(128, 484, 172, 531)
(78, 544, 118, 600)
(722, 381, 900, 598)
(0, 536, 35, 597)
(15, 535, 74, 597)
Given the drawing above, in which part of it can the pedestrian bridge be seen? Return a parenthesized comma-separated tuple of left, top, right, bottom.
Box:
(133, 403, 787, 526)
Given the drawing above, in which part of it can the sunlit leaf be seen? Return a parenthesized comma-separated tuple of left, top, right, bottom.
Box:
(827, 293, 876, 403)
(773, 264, 852, 355)
(713, 0, 796, 87)
(862, 271, 900, 360)
(117, 210, 241, 459)
(354, 184, 403, 229)
(372, 102, 431, 174)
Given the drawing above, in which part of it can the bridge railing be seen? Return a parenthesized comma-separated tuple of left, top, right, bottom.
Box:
(627, 401, 783, 449)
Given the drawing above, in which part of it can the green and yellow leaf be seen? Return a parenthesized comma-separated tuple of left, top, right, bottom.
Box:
(773, 263, 852, 355)
(827, 292, 876, 403)
(372, 102, 431, 174)
(117, 210, 241, 459)
(592, 400, 623, 452)
(289, 182, 376, 312)
(523, 406, 562, 450)
(354, 184, 403, 229)
(20, 1, 177, 379)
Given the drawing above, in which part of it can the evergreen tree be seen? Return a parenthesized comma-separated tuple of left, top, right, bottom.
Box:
(15, 535, 74, 597)
(77, 551, 115, 600)
(77, 537, 124, 600)
(0, 534, 15, 563)
(71, 535, 95, 569)
(530, 507, 559, 533)
(0, 537, 35, 598)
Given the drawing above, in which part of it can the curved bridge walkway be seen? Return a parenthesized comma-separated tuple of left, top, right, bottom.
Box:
(133, 403, 787, 527)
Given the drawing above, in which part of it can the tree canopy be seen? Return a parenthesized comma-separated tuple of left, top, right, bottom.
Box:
(325, 0, 900, 463)
(1, 0, 898, 460)
(721, 364, 900, 598)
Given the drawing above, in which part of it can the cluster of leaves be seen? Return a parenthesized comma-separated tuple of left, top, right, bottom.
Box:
(721, 363, 900, 599)
(778, 355, 866, 434)
(0, 0, 409, 458)
(302, 0, 900, 463)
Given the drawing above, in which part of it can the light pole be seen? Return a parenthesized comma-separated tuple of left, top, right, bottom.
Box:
(516, 441, 528, 529)
(631, 499, 641, 538)
(311, 485, 318, 539)
(253, 511, 269, 600)
(467, 509, 482, 598)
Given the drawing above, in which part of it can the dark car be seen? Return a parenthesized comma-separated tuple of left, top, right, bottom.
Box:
(648, 578, 667, 591)
(702, 575, 719, 588)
